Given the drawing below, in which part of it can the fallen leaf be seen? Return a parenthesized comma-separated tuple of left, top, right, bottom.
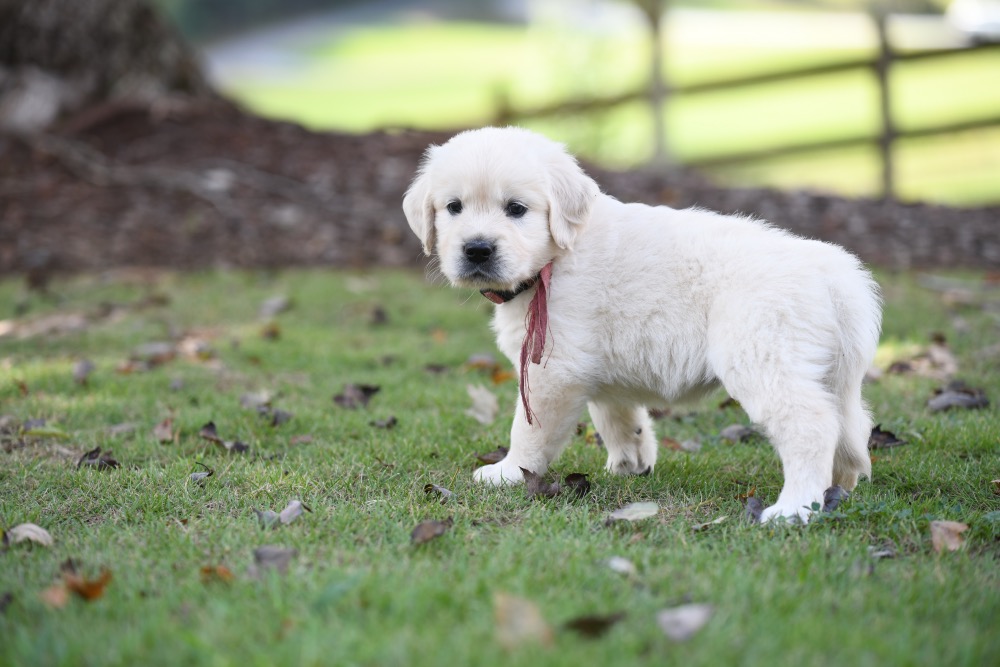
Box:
(411, 517, 453, 545)
(606, 501, 659, 525)
(991, 479, 1000, 495)
(131, 341, 176, 367)
(521, 467, 561, 499)
(4, 523, 54, 547)
(253, 545, 297, 575)
(822, 485, 849, 513)
(465, 384, 498, 425)
(200, 565, 234, 584)
(605, 556, 637, 578)
(64, 569, 112, 601)
(868, 424, 906, 450)
(333, 383, 381, 409)
(424, 363, 449, 375)
(656, 603, 714, 641)
(39, 584, 69, 609)
(927, 381, 989, 412)
(492, 367, 515, 384)
(720, 424, 755, 443)
(370, 305, 389, 326)
(0, 592, 12, 615)
(189, 462, 214, 485)
(289, 434, 314, 446)
(199, 421, 222, 444)
(691, 516, 727, 532)
(494, 593, 553, 650)
(259, 295, 292, 320)
(278, 500, 310, 526)
(259, 406, 293, 427)
(423, 483, 454, 503)
(564, 473, 591, 498)
(153, 417, 175, 444)
(930, 520, 969, 553)
(370, 416, 398, 429)
(255, 509, 280, 530)
(76, 447, 119, 470)
(465, 353, 497, 370)
(260, 321, 281, 340)
(73, 359, 95, 385)
(240, 390, 273, 410)
(475, 446, 508, 465)
(661, 436, 684, 451)
(564, 611, 626, 638)
(745, 497, 765, 524)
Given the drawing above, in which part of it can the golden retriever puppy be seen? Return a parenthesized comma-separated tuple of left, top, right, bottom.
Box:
(403, 127, 882, 523)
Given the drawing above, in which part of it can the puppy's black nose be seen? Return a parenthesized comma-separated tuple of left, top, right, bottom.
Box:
(464, 240, 494, 264)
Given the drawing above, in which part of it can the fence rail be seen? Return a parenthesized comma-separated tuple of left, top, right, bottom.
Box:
(493, 20, 1000, 200)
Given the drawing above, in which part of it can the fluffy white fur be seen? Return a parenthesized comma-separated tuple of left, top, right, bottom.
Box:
(403, 126, 882, 523)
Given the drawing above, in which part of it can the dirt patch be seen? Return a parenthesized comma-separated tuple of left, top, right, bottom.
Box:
(2, 99, 998, 279)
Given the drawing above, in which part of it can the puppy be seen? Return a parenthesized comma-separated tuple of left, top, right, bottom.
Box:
(403, 126, 882, 523)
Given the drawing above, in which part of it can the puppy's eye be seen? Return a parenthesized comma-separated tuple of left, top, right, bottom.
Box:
(505, 201, 527, 218)
(446, 200, 463, 215)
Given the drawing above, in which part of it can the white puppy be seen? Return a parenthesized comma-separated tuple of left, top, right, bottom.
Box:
(403, 126, 882, 523)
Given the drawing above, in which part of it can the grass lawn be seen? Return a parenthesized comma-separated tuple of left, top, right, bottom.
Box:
(1, 268, 998, 666)
(218, 19, 1000, 206)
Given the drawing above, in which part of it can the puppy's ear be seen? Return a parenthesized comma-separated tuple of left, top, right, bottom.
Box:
(402, 148, 438, 256)
(546, 150, 599, 250)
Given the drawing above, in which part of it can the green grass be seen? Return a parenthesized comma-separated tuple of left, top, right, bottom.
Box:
(1, 268, 999, 666)
(220, 20, 1000, 206)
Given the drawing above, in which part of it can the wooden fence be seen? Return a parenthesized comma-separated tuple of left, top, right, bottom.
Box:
(493, 13, 1000, 201)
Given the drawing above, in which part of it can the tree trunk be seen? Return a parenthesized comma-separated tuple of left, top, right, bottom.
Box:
(0, 0, 213, 131)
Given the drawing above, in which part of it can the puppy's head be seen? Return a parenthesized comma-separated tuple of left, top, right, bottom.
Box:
(402, 127, 599, 290)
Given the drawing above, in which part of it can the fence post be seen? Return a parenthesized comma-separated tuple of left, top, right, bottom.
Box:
(873, 11, 896, 201)
(637, 0, 669, 166)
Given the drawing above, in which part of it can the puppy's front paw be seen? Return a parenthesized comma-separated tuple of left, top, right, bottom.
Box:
(473, 461, 525, 486)
(759, 502, 814, 525)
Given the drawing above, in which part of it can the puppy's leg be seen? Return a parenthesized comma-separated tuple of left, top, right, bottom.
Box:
(588, 400, 657, 476)
(832, 385, 873, 491)
(748, 385, 839, 524)
(474, 385, 586, 486)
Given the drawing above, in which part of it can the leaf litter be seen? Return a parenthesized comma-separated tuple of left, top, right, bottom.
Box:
(930, 520, 969, 553)
(76, 446, 120, 470)
(423, 483, 454, 503)
(494, 592, 554, 650)
(199, 421, 249, 454)
(4, 523, 54, 548)
(564, 611, 626, 638)
(411, 517, 453, 545)
(927, 380, 989, 412)
(333, 384, 381, 409)
(868, 424, 907, 450)
(656, 603, 714, 641)
(464, 384, 498, 425)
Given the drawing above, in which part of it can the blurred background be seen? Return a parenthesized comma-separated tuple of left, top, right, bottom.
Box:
(157, 0, 1000, 206)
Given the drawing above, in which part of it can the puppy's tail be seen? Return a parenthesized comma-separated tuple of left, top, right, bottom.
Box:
(829, 262, 882, 487)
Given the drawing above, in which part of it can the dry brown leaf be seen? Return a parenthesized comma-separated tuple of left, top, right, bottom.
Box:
(564, 611, 626, 638)
(494, 593, 553, 650)
(253, 545, 297, 575)
(475, 446, 508, 465)
(868, 424, 906, 450)
(521, 467, 561, 499)
(76, 447, 119, 470)
(73, 359, 95, 385)
(720, 424, 755, 443)
(930, 520, 969, 553)
(423, 483, 454, 503)
(411, 517, 453, 545)
(200, 565, 235, 584)
(4, 523, 54, 547)
(656, 603, 714, 641)
(64, 569, 112, 601)
(563, 473, 591, 498)
(153, 417, 175, 444)
(333, 384, 381, 409)
(39, 584, 69, 609)
(464, 384, 498, 425)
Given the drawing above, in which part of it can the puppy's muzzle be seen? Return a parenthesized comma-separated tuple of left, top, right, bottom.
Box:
(463, 240, 495, 265)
